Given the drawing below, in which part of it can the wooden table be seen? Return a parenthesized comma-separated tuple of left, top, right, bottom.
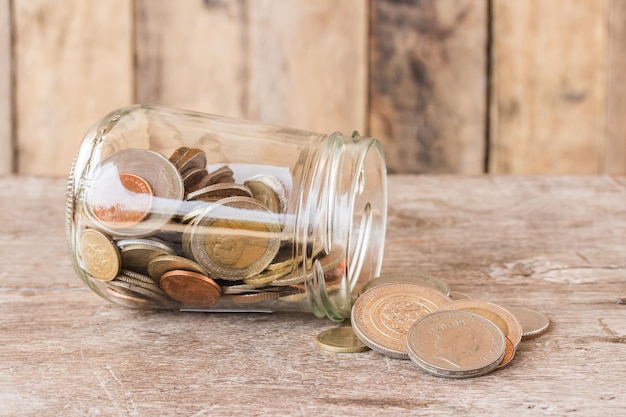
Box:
(1, 175, 624, 416)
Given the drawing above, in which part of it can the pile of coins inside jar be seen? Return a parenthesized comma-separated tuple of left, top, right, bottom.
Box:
(78, 147, 345, 310)
(316, 274, 550, 379)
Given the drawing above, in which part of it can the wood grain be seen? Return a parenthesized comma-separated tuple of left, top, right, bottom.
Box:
(369, 0, 488, 174)
(247, 0, 368, 135)
(13, 0, 133, 176)
(1, 175, 624, 415)
(134, 0, 247, 119)
(0, 0, 11, 174)
(489, 0, 608, 174)
(607, 0, 626, 174)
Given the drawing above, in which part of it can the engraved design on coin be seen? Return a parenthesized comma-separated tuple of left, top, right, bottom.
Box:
(190, 197, 281, 280)
(406, 310, 506, 378)
(79, 229, 121, 282)
(351, 283, 452, 359)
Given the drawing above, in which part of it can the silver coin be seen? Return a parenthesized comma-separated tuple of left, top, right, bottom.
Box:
(406, 310, 506, 378)
(244, 175, 288, 214)
(86, 149, 184, 237)
(360, 273, 450, 297)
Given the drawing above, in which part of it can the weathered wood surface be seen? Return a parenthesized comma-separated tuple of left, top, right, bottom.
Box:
(13, 0, 133, 176)
(136, 0, 368, 136)
(369, 0, 487, 174)
(489, 0, 610, 174)
(0, 175, 624, 416)
(0, 0, 11, 175)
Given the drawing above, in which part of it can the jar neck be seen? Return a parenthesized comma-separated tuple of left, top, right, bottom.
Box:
(298, 132, 387, 321)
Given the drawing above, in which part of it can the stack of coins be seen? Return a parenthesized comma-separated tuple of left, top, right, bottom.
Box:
(316, 273, 549, 379)
(78, 147, 345, 310)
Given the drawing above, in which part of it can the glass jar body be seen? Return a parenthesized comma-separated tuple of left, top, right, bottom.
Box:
(66, 105, 387, 321)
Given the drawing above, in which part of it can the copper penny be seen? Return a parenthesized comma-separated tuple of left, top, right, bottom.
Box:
(160, 270, 221, 307)
(91, 172, 153, 227)
(496, 337, 516, 370)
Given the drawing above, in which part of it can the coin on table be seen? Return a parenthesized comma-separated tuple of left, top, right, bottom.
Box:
(495, 337, 516, 370)
(506, 306, 550, 340)
(437, 299, 523, 348)
(160, 270, 221, 307)
(316, 326, 371, 353)
(244, 175, 288, 214)
(351, 282, 452, 359)
(190, 196, 282, 280)
(89, 172, 153, 228)
(86, 149, 184, 237)
(147, 254, 209, 283)
(406, 310, 506, 378)
(360, 273, 450, 297)
(79, 229, 121, 281)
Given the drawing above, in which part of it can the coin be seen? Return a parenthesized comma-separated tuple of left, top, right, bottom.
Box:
(181, 167, 210, 194)
(406, 310, 506, 378)
(90, 172, 153, 228)
(506, 306, 550, 340)
(79, 229, 121, 281)
(224, 291, 281, 304)
(243, 267, 292, 287)
(118, 240, 176, 276)
(168, 146, 190, 164)
(244, 175, 287, 213)
(205, 165, 235, 185)
(187, 183, 253, 201)
(147, 254, 209, 282)
(86, 149, 184, 237)
(437, 299, 523, 348)
(190, 197, 282, 280)
(350, 283, 452, 359)
(272, 246, 344, 287)
(118, 269, 159, 286)
(495, 337, 516, 370)
(316, 326, 371, 353)
(359, 273, 450, 297)
(174, 148, 207, 174)
(450, 291, 472, 300)
(160, 270, 221, 307)
(107, 279, 173, 304)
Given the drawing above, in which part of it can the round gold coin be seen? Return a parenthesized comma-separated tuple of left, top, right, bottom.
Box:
(360, 273, 450, 297)
(316, 326, 371, 353)
(437, 299, 523, 348)
(147, 254, 209, 283)
(190, 197, 282, 280)
(79, 229, 121, 282)
(351, 283, 452, 359)
(244, 175, 287, 214)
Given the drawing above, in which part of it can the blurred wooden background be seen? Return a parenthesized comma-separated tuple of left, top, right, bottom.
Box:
(1, 0, 625, 176)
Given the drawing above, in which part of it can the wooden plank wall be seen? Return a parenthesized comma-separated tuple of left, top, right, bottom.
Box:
(1, 0, 625, 177)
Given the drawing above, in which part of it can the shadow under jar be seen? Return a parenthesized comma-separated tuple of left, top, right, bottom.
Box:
(66, 105, 387, 321)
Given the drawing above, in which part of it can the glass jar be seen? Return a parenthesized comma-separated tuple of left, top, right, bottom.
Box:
(65, 105, 387, 321)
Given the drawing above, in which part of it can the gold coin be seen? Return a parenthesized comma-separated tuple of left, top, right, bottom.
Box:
(244, 175, 287, 213)
(437, 299, 523, 348)
(450, 291, 472, 300)
(79, 229, 121, 282)
(190, 197, 282, 280)
(316, 326, 371, 353)
(506, 306, 550, 340)
(351, 283, 452, 359)
(272, 246, 345, 287)
(243, 266, 291, 287)
(406, 310, 506, 378)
